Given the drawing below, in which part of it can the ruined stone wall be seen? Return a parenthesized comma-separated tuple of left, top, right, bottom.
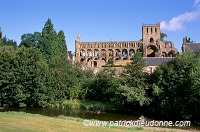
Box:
(75, 22, 178, 68)
(76, 38, 143, 68)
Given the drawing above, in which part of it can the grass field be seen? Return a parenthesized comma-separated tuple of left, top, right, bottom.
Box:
(0, 111, 182, 132)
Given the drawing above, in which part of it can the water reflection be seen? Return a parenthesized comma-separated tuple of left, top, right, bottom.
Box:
(0, 107, 139, 121)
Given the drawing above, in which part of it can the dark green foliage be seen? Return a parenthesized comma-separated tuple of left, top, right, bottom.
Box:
(42, 18, 57, 41)
(1, 36, 17, 49)
(119, 52, 151, 106)
(66, 62, 94, 100)
(84, 52, 151, 108)
(37, 37, 51, 62)
(57, 30, 68, 55)
(20, 32, 41, 48)
(106, 59, 114, 66)
(84, 68, 118, 102)
(0, 46, 16, 106)
(150, 52, 200, 121)
(0, 19, 93, 107)
(41, 18, 59, 63)
(0, 46, 51, 107)
(0, 28, 2, 44)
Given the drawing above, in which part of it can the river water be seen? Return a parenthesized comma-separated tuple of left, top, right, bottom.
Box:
(0, 107, 139, 121)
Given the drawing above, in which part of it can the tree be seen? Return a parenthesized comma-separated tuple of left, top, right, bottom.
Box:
(37, 37, 51, 63)
(20, 32, 41, 48)
(0, 46, 16, 107)
(150, 52, 200, 121)
(40, 18, 60, 64)
(0, 46, 51, 107)
(84, 68, 118, 102)
(117, 52, 151, 106)
(42, 18, 57, 42)
(0, 28, 2, 44)
(1, 36, 17, 49)
(106, 59, 114, 67)
(160, 32, 167, 41)
(57, 30, 68, 55)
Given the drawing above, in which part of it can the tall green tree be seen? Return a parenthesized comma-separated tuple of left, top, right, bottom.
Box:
(40, 18, 59, 63)
(0, 46, 16, 106)
(57, 30, 68, 55)
(42, 18, 57, 41)
(40, 19, 71, 101)
(118, 52, 151, 106)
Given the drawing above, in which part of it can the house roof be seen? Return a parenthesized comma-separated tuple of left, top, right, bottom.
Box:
(185, 43, 200, 52)
(143, 57, 174, 66)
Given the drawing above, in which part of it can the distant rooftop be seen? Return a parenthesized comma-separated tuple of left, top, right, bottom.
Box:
(185, 43, 200, 52)
(143, 57, 174, 66)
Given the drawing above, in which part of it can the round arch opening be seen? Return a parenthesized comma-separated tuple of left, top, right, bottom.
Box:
(147, 45, 159, 57)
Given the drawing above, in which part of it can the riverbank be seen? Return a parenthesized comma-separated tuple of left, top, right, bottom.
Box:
(49, 100, 121, 111)
(0, 111, 197, 132)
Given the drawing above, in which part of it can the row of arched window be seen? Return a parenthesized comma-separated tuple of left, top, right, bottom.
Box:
(80, 49, 136, 57)
(146, 27, 157, 34)
(79, 42, 142, 49)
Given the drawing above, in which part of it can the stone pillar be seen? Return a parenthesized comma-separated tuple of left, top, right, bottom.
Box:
(113, 49, 116, 63)
(120, 50, 123, 60)
(98, 50, 101, 59)
(127, 49, 130, 60)
(106, 49, 109, 62)
(91, 61, 93, 68)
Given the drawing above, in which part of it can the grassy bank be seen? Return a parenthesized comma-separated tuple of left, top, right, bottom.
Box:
(49, 100, 121, 111)
(0, 111, 178, 132)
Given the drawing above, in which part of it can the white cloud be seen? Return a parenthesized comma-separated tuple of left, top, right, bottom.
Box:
(161, 0, 200, 31)
(195, 0, 200, 7)
(161, 11, 200, 31)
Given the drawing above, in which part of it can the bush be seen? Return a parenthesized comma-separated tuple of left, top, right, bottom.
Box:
(150, 52, 200, 121)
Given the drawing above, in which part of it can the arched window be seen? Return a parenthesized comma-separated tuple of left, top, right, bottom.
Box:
(147, 27, 148, 33)
(151, 28, 153, 34)
(150, 38, 154, 43)
(129, 49, 135, 57)
(94, 61, 97, 67)
(155, 28, 157, 33)
(122, 49, 128, 57)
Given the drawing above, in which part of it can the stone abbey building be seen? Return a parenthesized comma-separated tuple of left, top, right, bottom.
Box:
(75, 22, 178, 70)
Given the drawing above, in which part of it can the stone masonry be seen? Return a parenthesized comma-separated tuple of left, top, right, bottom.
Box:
(75, 22, 178, 69)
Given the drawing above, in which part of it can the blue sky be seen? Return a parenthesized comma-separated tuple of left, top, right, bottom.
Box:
(1, 0, 200, 52)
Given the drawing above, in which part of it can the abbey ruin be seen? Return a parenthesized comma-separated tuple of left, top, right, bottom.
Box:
(75, 22, 178, 71)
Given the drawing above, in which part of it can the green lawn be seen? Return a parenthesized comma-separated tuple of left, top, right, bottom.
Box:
(0, 112, 176, 132)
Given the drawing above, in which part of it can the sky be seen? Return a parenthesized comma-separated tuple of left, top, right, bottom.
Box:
(0, 0, 200, 52)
